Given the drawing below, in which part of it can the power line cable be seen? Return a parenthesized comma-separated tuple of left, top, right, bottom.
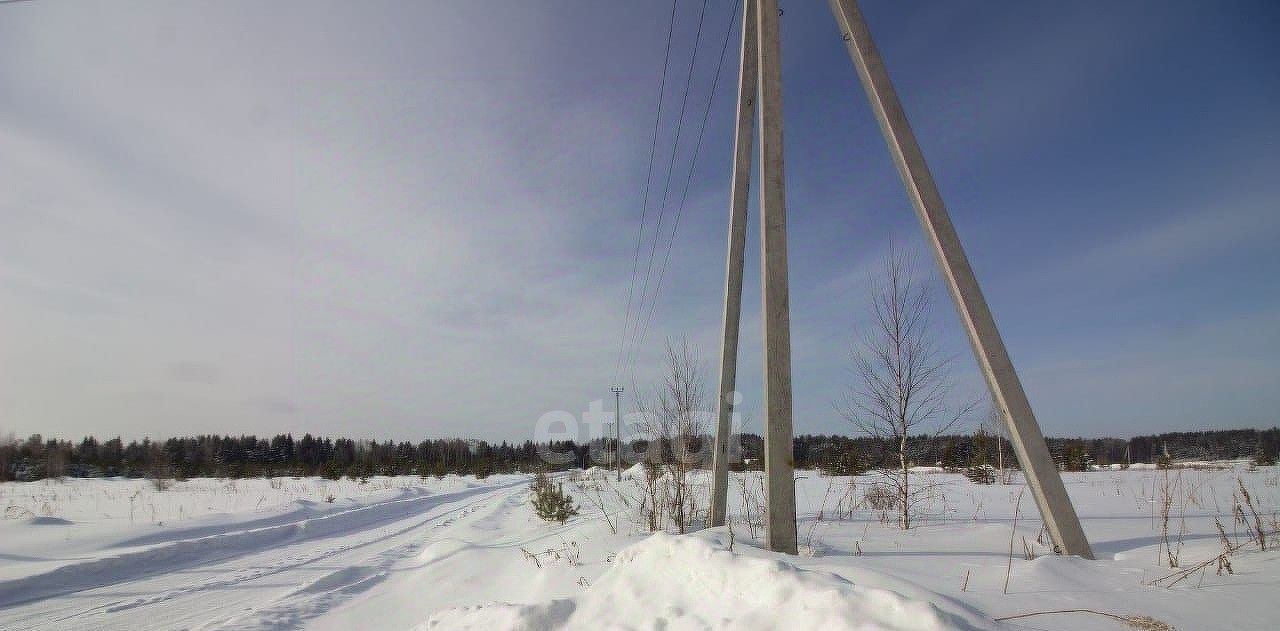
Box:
(619, 0, 711, 383)
(613, 0, 681, 385)
(624, 0, 739, 383)
(622, 0, 740, 385)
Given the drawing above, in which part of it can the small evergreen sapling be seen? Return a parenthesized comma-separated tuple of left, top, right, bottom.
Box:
(1253, 447, 1277, 467)
(965, 427, 996, 484)
(530, 471, 578, 522)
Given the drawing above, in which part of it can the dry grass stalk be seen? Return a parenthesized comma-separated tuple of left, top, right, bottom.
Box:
(1157, 469, 1183, 567)
(994, 609, 1175, 630)
(1214, 518, 1234, 576)
(573, 474, 618, 534)
(1236, 477, 1267, 550)
(1003, 487, 1025, 594)
(1148, 538, 1254, 588)
(736, 474, 764, 540)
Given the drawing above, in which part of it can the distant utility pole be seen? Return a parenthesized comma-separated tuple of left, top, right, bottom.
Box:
(827, 0, 1093, 558)
(611, 386, 624, 481)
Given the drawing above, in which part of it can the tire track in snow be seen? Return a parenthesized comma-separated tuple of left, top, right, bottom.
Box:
(0, 479, 527, 631)
(202, 484, 530, 630)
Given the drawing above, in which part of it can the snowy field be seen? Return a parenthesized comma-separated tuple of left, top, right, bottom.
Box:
(1, 465, 1277, 630)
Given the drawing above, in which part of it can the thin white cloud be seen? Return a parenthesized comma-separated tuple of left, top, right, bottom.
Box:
(0, 1, 658, 441)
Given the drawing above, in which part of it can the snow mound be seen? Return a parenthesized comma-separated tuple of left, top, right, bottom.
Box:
(421, 533, 988, 631)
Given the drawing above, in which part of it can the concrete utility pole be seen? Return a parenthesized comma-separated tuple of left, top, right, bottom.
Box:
(706, 0, 797, 554)
(611, 386, 624, 481)
(828, 0, 1093, 558)
(757, 0, 798, 555)
(710, 0, 757, 530)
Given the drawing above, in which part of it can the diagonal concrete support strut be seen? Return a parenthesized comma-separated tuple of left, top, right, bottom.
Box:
(828, 0, 1093, 558)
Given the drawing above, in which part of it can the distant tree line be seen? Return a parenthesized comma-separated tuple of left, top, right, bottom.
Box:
(0, 434, 553, 482)
(793, 427, 1279, 474)
(0, 427, 1275, 482)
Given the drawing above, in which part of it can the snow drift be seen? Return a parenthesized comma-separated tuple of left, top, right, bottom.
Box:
(420, 532, 990, 631)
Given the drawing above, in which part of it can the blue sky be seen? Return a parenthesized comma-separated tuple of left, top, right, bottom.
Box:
(1, 1, 1277, 443)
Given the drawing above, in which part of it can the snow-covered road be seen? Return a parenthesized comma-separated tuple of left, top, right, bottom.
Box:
(0, 478, 530, 630)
